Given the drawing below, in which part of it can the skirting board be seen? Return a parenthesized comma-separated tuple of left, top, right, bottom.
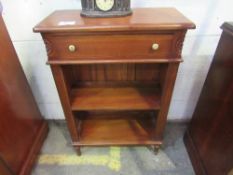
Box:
(19, 121, 49, 175)
(184, 130, 207, 175)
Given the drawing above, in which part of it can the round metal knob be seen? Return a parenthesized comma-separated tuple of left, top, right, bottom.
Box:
(68, 45, 76, 52)
(152, 43, 159, 51)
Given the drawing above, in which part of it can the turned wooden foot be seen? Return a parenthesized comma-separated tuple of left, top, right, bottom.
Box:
(153, 145, 160, 155)
(75, 147, 81, 156)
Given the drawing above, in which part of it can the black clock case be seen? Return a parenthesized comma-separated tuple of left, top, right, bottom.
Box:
(81, 0, 132, 18)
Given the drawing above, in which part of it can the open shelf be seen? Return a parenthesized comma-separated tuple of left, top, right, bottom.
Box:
(71, 87, 161, 111)
(73, 111, 161, 146)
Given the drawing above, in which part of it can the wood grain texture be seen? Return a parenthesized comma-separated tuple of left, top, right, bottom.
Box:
(62, 64, 161, 84)
(72, 111, 161, 146)
(154, 63, 179, 140)
(50, 66, 80, 142)
(71, 87, 161, 111)
(19, 122, 48, 175)
(184, 22, 233, 175)
(0, 13, 48, 175)
(33, 8, 195, 33)
(0, 158, 13, 175)
(35, 8, 194, 155)
(43, 34, 174, 60)
(47, 58, 183, 65)
(171, 30, 187, 58)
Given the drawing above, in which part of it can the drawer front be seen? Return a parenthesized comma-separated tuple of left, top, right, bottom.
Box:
(46, 34, 174, 60)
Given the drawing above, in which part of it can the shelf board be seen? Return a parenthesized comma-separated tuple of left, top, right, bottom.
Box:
(47, 58, 183, 65)
(71, 87, 161, 111)
(73, 112, 161, 146)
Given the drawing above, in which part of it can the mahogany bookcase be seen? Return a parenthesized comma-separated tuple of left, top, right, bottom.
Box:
(34, 8, 195, 155)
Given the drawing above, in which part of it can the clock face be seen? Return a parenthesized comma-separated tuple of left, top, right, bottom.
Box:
(96, 0, 115, 11)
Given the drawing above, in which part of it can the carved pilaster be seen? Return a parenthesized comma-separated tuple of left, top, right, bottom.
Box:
(43, 39, 53, 57)
(172, 30, 187, 58)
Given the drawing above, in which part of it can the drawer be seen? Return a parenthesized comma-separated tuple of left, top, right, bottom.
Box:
(45, 34, 174, 60)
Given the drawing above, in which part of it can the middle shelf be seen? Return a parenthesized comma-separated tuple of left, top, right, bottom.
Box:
(70, 87, 161, 111)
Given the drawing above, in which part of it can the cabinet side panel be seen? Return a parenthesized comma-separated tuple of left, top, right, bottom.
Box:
(187, 30, 233, 175)
(0, 15, 46, 175)
(154, 63, 179, 140)
(50, 66, 79, 142)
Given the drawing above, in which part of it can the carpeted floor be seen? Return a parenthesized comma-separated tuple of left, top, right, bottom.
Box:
(32, 121, 195, 175)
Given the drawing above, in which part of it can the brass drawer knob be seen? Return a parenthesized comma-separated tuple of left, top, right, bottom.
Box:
(152, 43, 159, 51)
(68, 45, 76, 52)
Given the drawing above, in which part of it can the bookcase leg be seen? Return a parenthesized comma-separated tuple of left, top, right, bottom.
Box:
(76, 147, 81, 156)
(153, 145, 160, 155)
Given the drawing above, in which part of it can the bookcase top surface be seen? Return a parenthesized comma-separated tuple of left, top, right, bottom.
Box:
(34, 8, 195, 33)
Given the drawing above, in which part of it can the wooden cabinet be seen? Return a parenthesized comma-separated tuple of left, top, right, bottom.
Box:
(34, 8, 195, 155)
(184, 22, 233, 175)
(0, 5, 48, 175)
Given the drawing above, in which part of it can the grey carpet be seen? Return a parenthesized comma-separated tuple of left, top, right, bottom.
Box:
(32, 121, 195, 175)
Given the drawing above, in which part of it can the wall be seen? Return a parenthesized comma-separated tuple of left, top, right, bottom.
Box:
(1, 0, 232, 120)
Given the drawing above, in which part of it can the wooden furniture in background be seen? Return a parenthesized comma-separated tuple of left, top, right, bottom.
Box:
(0, 5, 48, 175)
(184, 22, 233, 175)
(34, 8, 195, 155)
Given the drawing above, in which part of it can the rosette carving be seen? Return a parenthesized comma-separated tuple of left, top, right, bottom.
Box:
(44, 39, 53, 57)
(174, 31, 187, 58)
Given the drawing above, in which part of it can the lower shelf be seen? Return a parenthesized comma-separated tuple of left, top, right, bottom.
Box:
(73, 111, 161, 146)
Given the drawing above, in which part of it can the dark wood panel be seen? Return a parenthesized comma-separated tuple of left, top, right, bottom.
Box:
(184, 22, 233, 175)
(0, 157, 13, 175)
(64, 64, 161, 84)
(0, 11, 48, 175)
(135, 64, 160, 81)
